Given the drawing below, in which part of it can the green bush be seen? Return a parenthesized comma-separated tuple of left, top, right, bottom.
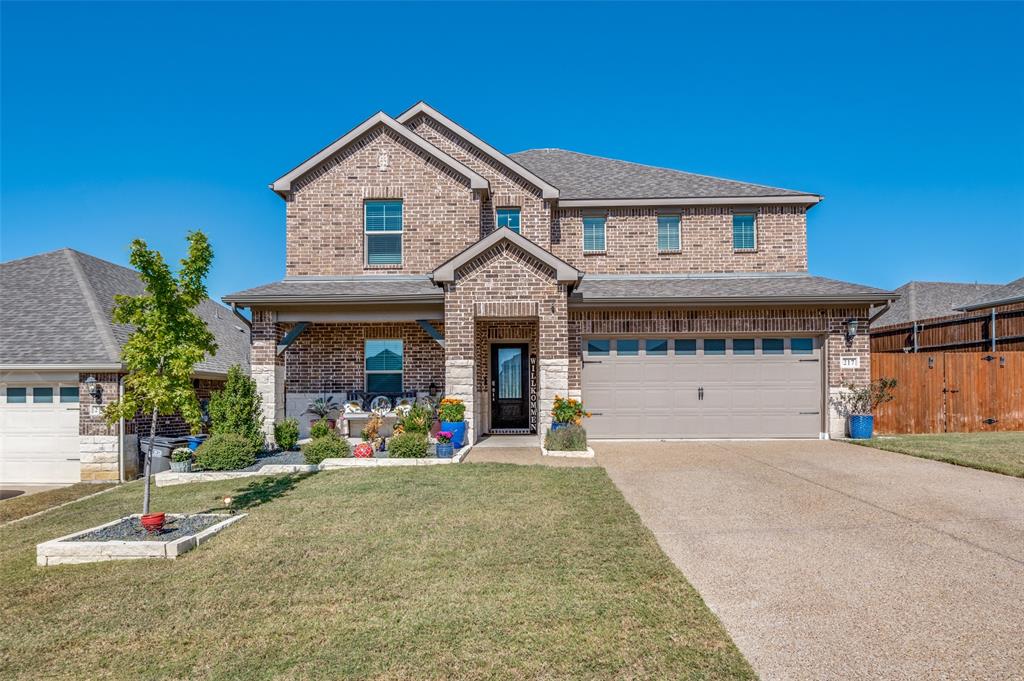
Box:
(544, 424, 588, 452)
(302, 435, 350, 464)
(388, 432, 429, 458)
(208, 365, 264, 452)
(310, 419, 332, 439)
(274, 418, 300, 451)
(194, 433, 257, 471)
(397, 403, 432, 434)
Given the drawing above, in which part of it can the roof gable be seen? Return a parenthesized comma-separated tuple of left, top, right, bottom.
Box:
(511, 148, 821, 206)
(873, 280, 1002, 327)
(396, 102, 559, 200)
(270, 111, 490, 197)
(431, 228, 582, 285)
(957, 275, 1024, 311)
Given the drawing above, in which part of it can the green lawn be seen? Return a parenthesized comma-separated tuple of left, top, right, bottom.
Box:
(0, 466, 753, 680)
(0, 483, 115, 523)
(854, 432, 1024, 478)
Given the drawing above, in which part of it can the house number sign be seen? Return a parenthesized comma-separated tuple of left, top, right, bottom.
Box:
(840, 356, 860, 369)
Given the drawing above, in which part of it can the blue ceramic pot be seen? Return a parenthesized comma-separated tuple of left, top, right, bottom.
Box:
(849, 414, 874, 439)
(440, 421, 466, 448)
(435, 442, 454, 459)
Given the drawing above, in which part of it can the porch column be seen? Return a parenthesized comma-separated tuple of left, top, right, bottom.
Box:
(443, 284, 477, 444)
(537, 290, 570, 444)
(251, 310, 285, 446)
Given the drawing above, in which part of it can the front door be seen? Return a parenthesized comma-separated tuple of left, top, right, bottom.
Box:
(490, 344, 529, 431)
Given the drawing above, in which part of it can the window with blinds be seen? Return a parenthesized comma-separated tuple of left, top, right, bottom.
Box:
(732, 213, 756, 250)
(583, 216, 606, 252)
(657, 215, 680, 252)
(365, 201, 403, 265)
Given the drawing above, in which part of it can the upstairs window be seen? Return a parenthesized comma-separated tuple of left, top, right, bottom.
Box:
(365, 201, 403, 266)
(365, 339, 403, 393)
(497, 208, 521, 234)
(657, 215, 681, 252)
(733, 213, 756, 251)
(583, 217, 606, 253)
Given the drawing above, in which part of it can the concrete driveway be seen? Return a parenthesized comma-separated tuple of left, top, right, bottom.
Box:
(596, 440, 1024, 681)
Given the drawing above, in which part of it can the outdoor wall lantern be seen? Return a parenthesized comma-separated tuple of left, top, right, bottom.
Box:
(846, 319, 859, 342)
(84, 375, 102, 402)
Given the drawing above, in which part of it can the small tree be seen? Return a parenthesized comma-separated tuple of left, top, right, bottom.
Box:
(104, 231, 217, 514)
(208, 365, 264, 453)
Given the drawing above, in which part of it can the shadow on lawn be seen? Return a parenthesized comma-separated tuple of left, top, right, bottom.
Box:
(201, 473, 314, 513)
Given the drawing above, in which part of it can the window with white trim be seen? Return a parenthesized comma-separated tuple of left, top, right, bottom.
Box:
(583, 217, 606, 252)
(732, 213, 756, 251)
(365, 339, 403, 393)
(657, 215, 681, 252)
(365, 201, 403, 265)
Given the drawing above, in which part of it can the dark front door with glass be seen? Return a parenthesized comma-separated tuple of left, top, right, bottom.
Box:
(490, 344, 529, 430)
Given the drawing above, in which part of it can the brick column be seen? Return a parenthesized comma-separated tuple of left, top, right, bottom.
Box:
(251, 309, 285, 445)
(537, 286, 570, 444)
(826, 309, 871, 438)
(442, 283, 476, 443)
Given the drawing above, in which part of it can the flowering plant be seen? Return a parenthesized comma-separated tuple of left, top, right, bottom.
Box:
(438, 397, 466, 423)
(171, 447, 194, 462)
(436, 430, 453, 444)
(353, 442, 374, 458)
(551, 395, 591, 425)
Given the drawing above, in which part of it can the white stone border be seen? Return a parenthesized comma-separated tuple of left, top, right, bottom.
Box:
(319, 444, 472, 468)
(154, 465, 316, 487)
(541, 446, 596, 458)
(36, 513, 247, 566)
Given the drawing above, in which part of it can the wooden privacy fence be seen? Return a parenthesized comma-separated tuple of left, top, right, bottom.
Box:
(871, 352, 1024, 433)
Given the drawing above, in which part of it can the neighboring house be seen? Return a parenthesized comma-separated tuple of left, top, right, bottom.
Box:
(871, 278, 1024, 352)
(224, 102, 894, 443)
(0, 249, 250, 484)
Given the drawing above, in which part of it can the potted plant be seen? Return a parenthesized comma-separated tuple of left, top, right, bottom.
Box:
(435, 430, 454, 458)
(830, 378, 897, 439)
(551, 395, 590, 432)
(305, 395, 339, 431)
(140, 512, 165, 533)
(169, 447, 194, 473)
(438, 397, 467, 448)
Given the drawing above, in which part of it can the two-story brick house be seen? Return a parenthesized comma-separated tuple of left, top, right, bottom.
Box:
(224, 102, 895, 444)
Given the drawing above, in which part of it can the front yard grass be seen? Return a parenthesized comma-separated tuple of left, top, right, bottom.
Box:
(0, 483, 115, 523)
(0, 466, 753, 680)
(854, 432, 1024, 478)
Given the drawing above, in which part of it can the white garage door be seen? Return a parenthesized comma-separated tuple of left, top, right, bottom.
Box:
(582, 337, 823, 439)
(1, 384, 81, 484)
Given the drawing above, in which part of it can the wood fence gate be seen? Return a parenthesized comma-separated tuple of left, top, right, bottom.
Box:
(871, 352, 1024, 433)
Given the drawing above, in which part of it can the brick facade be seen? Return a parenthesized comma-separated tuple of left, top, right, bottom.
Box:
(286, 125, 481, 276)
(552, 205, 808, 274)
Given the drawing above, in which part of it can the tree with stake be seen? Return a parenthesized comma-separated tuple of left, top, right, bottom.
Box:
(104, 231, 217, 515)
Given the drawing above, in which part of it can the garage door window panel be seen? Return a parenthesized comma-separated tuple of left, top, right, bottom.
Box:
(616, 340, 639, 356)
(674, 339, 697, 355)
(733, 339, 755, 356)
(703, 339, 726, 355)
(6, 387, 27, 403)
(645, 339, 668, 355)
(586, 339, 610, 356)
(33, 387, 54, 403)
(60, 387, 79, 403)
(763, 338, 784, 355)
(791, 338, 814, 355)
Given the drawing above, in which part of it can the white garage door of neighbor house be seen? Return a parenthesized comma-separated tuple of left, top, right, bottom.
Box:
(582, 337, 823, 439)
(0, 384, 81, 484)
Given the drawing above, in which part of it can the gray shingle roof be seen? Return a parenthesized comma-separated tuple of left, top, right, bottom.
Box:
(957, 275, 1024, 311)
(223, 276, 443, 304)
(0, 249, 249, 374)
(571, 273, 893, 304)
(871, 281, 1003, 327)
(510, 148, 816, 201)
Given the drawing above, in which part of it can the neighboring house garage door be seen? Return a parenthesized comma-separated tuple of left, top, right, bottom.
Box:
(582, 337, 823, 438)
(0, 383, 80, 484)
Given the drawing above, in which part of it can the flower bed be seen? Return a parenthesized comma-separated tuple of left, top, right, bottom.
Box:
(36, 513, 246, 566)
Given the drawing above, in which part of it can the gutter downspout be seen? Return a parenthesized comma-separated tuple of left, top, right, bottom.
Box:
(118, 375, 126, 483)
(230, 303, 253, 329)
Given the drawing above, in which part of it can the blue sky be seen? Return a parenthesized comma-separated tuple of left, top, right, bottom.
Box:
(2, 1, 1022, 302)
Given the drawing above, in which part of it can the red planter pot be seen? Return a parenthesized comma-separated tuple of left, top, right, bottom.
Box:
(140, 512, 166, 533)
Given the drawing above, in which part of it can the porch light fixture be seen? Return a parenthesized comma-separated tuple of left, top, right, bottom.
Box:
(846, 319, 859, 342)
(84, 375, 102, 402)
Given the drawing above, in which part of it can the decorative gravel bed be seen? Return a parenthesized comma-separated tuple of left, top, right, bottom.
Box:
(239, 451, 306, 472)
(68, 514, 226, 542)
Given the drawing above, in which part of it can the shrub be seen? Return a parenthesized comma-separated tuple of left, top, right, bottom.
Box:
(830, 378, 898, 416)
(397, 403, 432, 434)
(302, 435, 350, 464)
(170, 447, 193, 463)
(438, 397, 465, 423)
(310, 419, 332, 440)
(544, 424, 588, 452)
(274, 418, 300, 451)
(194, 433, 257, 471)
(388, 432, 429, 458)
(208, 365, 264, 453)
